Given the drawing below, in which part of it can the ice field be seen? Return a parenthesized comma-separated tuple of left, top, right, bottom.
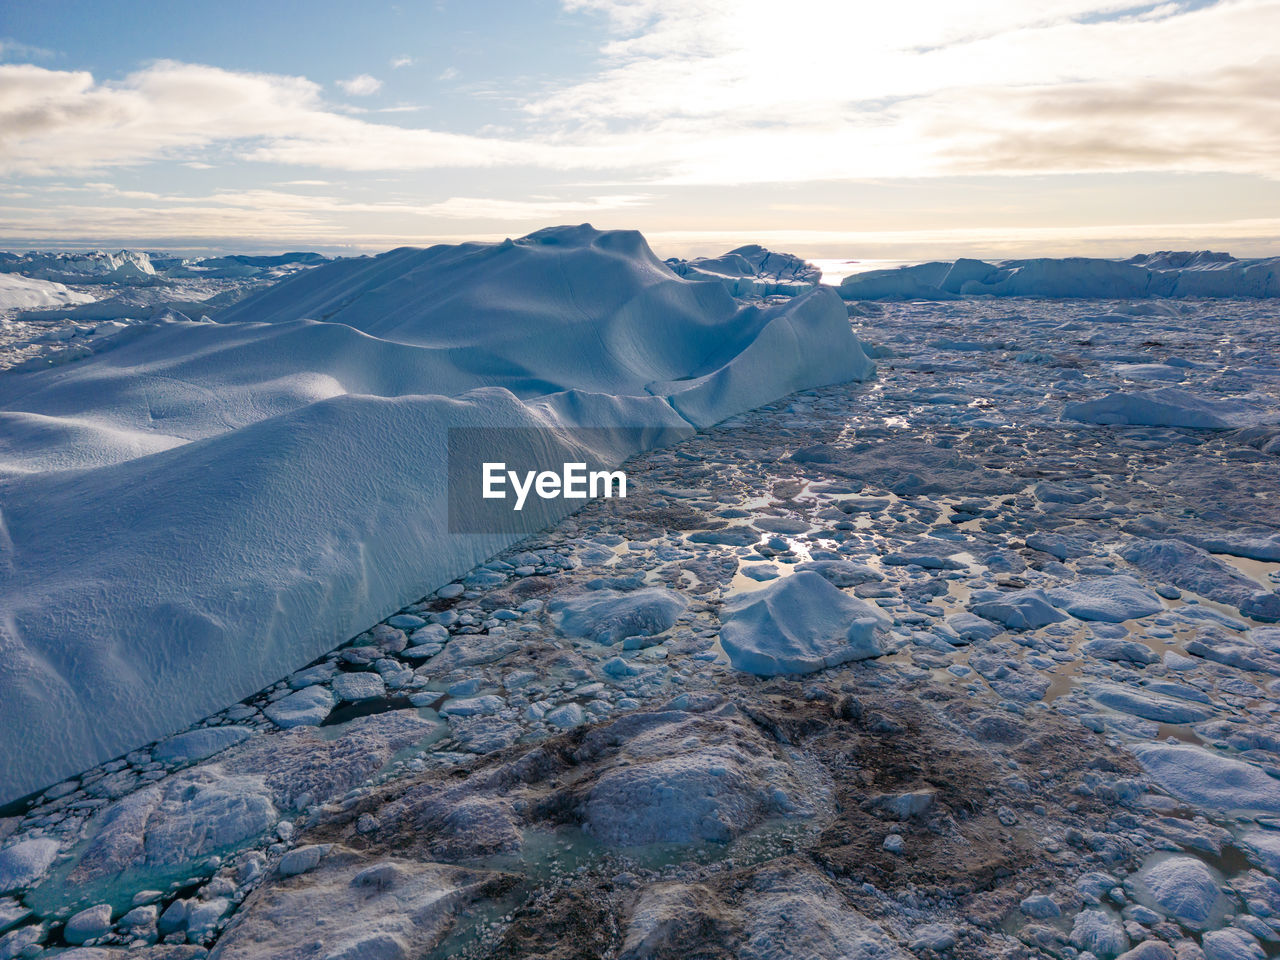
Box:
(1, 236, 1279, 959)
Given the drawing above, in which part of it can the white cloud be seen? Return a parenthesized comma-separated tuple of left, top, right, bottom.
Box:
(438, 66, 459, 81)
(923, 60, 1280, 179)
(337, 73, 383, 95)
(0, 37, 55, 60)
(6, 181, 1276, 258)
(0, 61, 568, 176)
(0, 184, 652, 247)
(650, 219, 1280, 249)
(390, 55, 415, 69)
(537, 0, 1280, 182)
(552, 0, 1273, 119)
(0, 0, 1277, 189)
(420, 194, 652, 219)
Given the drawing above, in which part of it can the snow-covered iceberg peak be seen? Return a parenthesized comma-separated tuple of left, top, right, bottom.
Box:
(665, 244, 821, 298)
(0, 224, 874, 803)
(0, 273, 96, 312)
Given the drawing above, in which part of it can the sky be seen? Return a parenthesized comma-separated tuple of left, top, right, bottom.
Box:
(1, 0, 1278, 260)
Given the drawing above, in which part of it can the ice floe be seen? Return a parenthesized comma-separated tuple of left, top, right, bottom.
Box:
(1130, 743, 1280, 815)
(1062, 387, 1280, 429)
(718, 571, 887, 675)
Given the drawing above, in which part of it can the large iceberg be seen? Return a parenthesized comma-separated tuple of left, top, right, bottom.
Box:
(0, 224, 874, 802)
(838, 251, 1280, 300)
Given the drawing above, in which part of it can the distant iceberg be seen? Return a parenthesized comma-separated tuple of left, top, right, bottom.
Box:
(0, 225, 874, 803)
(0, 250, 326, 286)
(0, 273, 96, 312)
(665, 244, 821, 298)
(0, 249, 159, 285)
(838, 251, 1280, 300)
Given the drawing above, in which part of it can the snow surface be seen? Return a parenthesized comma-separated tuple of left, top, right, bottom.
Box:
(838, 252, 1280, 300)
(0, 840, 60, 895)
(0, 274, 95, 312)
(1134, 855, 1225, 931)
(1062, 387, 1280, 429)
(0, 225, 874, 803)
(1044, 576, 1164, 622)
(5, 283, 1280, 956)
(1130, 743, 1280, 815)
(719, 571, 888, 675)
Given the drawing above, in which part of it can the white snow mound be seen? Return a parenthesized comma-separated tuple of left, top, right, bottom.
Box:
(0, 274, 96, 312)
(719, 571, 888, 675)
(0, 224, 875, 803)
(1061, 387, 1280, 429)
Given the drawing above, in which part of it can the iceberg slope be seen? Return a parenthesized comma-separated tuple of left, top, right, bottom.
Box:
(0, 274, 96, 312)
(0, 225, 874, 802)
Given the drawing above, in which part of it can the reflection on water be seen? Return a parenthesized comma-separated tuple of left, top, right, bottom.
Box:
(1211, 552, 1280, 589)
(810, 258, 921, 286)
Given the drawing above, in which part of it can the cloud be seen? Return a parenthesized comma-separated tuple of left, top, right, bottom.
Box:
(643, 217, 1280, 260)
(0, 62, 323, 174)
(0, 61, 571, 175)
(438, 67, 459, 81)
(419, 194, 652, 219)
(551, 0, 1273, 119)
(0, 0, 1277, 187)
(927, 60, 1280, 178)
(337, 73, 382, 95)
(390, 55, 415, 69)
(534, 0, 1280, 182)
(5, 181, 1277, 258)
(0, 184, 652, 248)
(0, 37, 55, 60)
